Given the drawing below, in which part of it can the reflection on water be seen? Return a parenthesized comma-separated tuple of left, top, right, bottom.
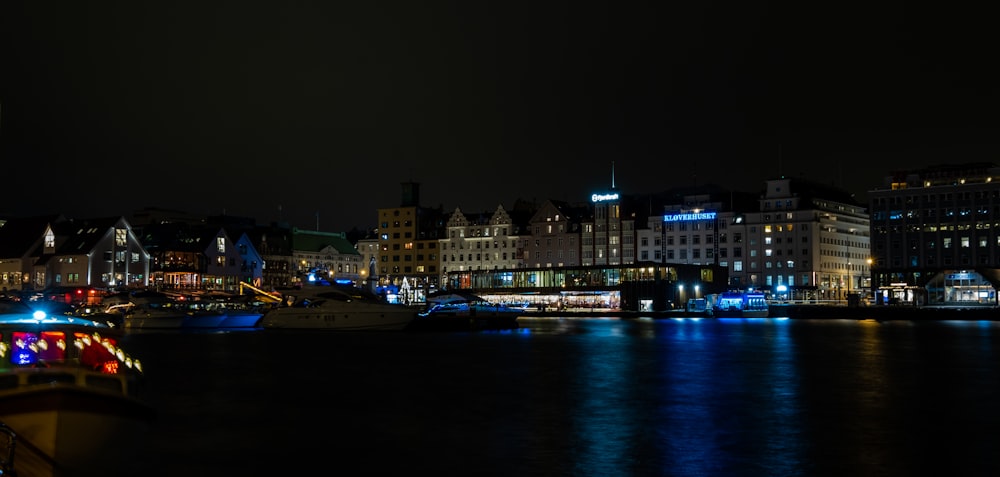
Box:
(120, 317, 1000, 476)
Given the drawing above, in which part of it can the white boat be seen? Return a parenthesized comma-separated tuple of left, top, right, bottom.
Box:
(110, 301, 189, 330)
(0, 297, 153, 477)
(260, 285, 415, 331)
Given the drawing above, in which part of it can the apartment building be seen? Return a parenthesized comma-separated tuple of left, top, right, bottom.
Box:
(439, 204, 525, 289)
(375, 182, 446, 303)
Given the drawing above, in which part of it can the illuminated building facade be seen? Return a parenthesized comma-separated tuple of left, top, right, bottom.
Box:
(741, 178, 869, 302)
(375, 182, 446, 303)
(289, 229, 362, 285)
(869, 162, 1000, 306)
(655, 192, 745, 299)
(638, 181, 869, 303)
(438, 204, 525, 289)
(582, 190, 635, 266)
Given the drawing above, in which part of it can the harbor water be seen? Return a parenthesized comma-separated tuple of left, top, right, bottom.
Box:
(118, 316, 1000, 476)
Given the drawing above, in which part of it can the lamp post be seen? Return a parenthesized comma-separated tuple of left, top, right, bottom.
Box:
(846, 259, 851, 302)
(867, 257, 873, 304)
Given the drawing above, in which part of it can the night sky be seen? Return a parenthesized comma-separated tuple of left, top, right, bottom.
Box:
(3, 2, 998, 232)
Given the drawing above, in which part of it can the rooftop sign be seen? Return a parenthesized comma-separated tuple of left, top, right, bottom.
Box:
(663, 212, 717, 222)
(591, 193, 620, 203)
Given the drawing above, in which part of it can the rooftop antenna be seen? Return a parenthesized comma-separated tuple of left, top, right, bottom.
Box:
(315, 211, 319, 231)
(778, 143, 783, 178)
(611, 160, 616, 189)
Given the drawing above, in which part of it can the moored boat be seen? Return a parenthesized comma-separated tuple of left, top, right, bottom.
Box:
(712, 291, 770, 318)
(260, 284, 415, 331)
(182, 300, 265, 329)
(0, 297, 153, 476)
(111, 301, 190, 330)
(408, 291, 524, 331)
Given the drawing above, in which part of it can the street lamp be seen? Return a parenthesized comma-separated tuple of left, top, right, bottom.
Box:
(867, 257, 873, 303)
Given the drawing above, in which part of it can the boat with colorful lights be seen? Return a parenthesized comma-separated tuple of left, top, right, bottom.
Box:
(260, 284, 416, 331)
(711, 291, 770, 318)
(0, 297, 153, 477)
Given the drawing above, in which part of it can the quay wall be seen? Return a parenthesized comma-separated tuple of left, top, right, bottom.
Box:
(518, 305, 1000, 321)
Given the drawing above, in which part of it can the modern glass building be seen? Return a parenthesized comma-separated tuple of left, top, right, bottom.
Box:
(444, 262, 729, 312)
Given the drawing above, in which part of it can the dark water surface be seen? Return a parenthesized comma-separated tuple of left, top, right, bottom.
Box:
(119, 317, 1000, 476)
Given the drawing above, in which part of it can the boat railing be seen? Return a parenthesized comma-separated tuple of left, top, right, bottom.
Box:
(1, 366, 135, 398)
(1, 420, 15, 476)
(1, 419, 65, 476)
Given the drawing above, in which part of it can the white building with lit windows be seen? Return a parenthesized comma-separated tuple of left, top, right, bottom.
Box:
(439, 205, 523, 288)
(639, 188, 755, 294)
(639, 180, 869, 302)
(742, 178, 870, 301)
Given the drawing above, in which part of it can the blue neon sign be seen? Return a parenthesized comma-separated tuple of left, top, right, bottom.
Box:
(663, 212, 717, 222)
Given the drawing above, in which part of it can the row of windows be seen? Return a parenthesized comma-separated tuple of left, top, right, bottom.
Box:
(380, 255, 439, 262)
(875, 207, 995, 221)
(885, 255, 995, 268)
(877, 236, 1000, 250)
(380, 265, 437, 275)
(53, 273, 81, 284)
(446, 240, 514, 249)
(444, 253, 514, 262)
(873, 190, 1000, 206)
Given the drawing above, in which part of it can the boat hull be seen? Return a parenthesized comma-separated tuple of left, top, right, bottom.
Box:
(1, 383, 153, 477)
(218, 311, 264, 328)
(123, 312, 188, 329)
(261, 308, 414, 330)
(261, 285, 416, 330)
(410, 304, 522, 331)
(712, 308, 770, 318)
(407, 313, 519, 331)
(180, 311, 228, 329)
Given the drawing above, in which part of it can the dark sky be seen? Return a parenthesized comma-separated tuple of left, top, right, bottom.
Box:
(3, 2, 998, 232)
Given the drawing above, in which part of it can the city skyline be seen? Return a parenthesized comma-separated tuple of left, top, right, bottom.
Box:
(4, 2, 997, 232)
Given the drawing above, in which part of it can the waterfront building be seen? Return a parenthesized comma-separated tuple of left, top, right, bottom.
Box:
(648, 186, 757, 298)
(0, 214, 67, 293)
(195, 215, 295, 291)
(522, 199, 588, 268)
(438, 204, 527, 290)
(290, 228, 363, 286)
(28, 215, 151, 294)
(446, 262, 729, 312)
(0, 214, 150, 295)
(742, 178, 870, 303)
(582, 185, 635, 266)
(641, 180, 869, 304)
(248, 223, 294, 290)
(375, 182, 447, 303)
(869, 162, 1000, 306)
(141, 222, 251, 292)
